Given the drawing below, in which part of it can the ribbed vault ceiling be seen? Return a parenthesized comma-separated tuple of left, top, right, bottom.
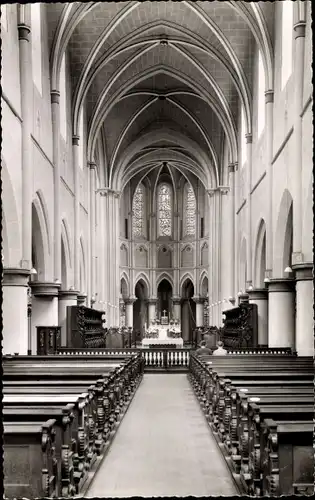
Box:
(48, 1, 275, 190)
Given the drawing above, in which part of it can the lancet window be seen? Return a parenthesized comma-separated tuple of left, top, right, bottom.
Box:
(158, 183, 172, 236)
(185, 183, 196, 236)
(132, 184, 144, 237)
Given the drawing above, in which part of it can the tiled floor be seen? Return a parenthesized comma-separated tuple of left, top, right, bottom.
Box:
(86, 374, 237, 497)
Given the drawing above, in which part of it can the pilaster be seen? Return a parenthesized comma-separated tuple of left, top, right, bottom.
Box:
(293, 263, 313, 356)
(267, 278, 295, 349)
(73, 135, 80, 291)
(265, 90, 274, 276)
(51, 90, 61, 281)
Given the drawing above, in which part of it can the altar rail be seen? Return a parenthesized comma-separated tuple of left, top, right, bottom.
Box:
(143, 348, 192, 371)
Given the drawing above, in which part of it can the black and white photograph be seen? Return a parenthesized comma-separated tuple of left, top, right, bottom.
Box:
(1, 1, 314, 498)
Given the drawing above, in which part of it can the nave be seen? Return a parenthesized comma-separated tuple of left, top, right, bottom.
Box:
(86, 374, 237, 498)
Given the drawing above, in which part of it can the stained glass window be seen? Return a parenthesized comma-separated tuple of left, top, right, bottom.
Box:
(132, 184, 144, 237)
(158, 184, 172, 236)
(185, 183, 196, 236)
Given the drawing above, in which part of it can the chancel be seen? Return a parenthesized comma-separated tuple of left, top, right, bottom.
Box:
(1, 1, 314, 498)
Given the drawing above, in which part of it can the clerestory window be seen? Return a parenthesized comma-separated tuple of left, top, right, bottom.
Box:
(184, 183, 196, 236)
(158, 183, 172, 237)
(132, 183, 144, 237)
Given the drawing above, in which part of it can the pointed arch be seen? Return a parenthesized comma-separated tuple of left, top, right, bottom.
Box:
(274, 189, 293, 277)
(61, 218, 72, 289)
(134, 272, 150, 298)
(120, 272, 129, 299)
(156, 272, 174, 290)
(1, 158, 22, 267)
(200, 271, 209, 297)
(180, 272, 195, 291)
(239, 236, 247, 292)
(79, 236, 86, 293)
(253, 219, 266, 288)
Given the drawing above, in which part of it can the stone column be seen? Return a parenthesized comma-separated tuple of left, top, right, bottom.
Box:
(248, 288, 268, 346)
(292, 19, 306, 266)
(265, 90, 274, 278)
(58, 290, 79, 346)
(18, 22, 33, 269)
(30, 282, 60, 354)
(172, 296, 181, 323)
(207, 189, 216, 323)
(147, 298, 157, 324)
(89, 163, 96, 305)
(268, 279, 295, 349)
(293, 263, 313, 356)
(228, 163, 236, 301)
(77, 293, 87, 306)
(245, 134, 253, 287)
(125, 297, 136, 328)
(193, 296, 205, 327)
(72, 136, 80, 291)
(218, 186, 230, 323)
(2, 268, 30, 354)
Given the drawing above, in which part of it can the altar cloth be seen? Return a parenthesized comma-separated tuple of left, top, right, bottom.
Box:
(141, 337, 184, 348)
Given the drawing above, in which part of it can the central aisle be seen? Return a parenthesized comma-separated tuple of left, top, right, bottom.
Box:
(86, 374, 237, 497)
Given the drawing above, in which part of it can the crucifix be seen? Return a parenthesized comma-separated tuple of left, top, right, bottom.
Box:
(162, 309, 167, 317)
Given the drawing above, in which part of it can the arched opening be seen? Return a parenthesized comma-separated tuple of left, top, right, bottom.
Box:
(157, 279, 173, 321)
(283, 205, 293, 272)
(133, 279, 148, 341)
(31, 202, 45, 282)
(254, 220, 267, 288)
(181, 278, 196, 343)
(274, 189, 293, 277)
(201, 275, 209, 326)
(61, 238, 67, 290)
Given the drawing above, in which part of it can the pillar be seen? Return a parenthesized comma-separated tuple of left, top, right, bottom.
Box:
(292, 19, 306, 265)
(77, 293, 87, 306)
(147, 299, 157, 324)
(172, 296, 181, 323)
(193, 296, 205, 327)
(3, 268, 30, 354)
(268, 279, 295, 349)
(73, 136, 80, 291)
(245, 134, 253, 287)
(125, 298, 136, 328)
(293, 263, 313, 356)
(228, 163, 236, 301)
(89, 162, 96, 306)
(18, 21, 33, 269)
(265, 90, 274, 278)
(30, 282, 60, 354)
(248, 288, 268, 346)
(58, 290, 78, 346)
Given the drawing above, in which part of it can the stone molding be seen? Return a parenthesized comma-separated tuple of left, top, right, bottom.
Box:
(292, 263, 313, 281)
(146, 298, 157, 304)
(294, 21, 306, 39)
(267, 278, 295, 293)
(3, 268, 30, 286)
(88, 161, 97, 170)
(245, 133, 252, 144)
(58, 290, 79, 300)
(72, 135, 80, 146)
(30, 281, 60, 297)
(247, 288, 268, 301)
(18, 24, 31, 41)
(50, 90, 60, 104)
(77, 293, 87, 305)
(172, 296, 181, 305)
(192, 295, 205, 304)
(265, 90, 274, 104)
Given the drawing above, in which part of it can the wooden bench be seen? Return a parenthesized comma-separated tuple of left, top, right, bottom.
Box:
(260, 419, 314, 496)
(188, 353, 314, 496)
(3, 354, 144, 498)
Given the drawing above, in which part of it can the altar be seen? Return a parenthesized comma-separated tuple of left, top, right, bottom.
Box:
(141, 313, 183, 348)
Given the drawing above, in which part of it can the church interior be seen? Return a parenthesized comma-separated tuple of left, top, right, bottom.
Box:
(1, 1, 314, 498)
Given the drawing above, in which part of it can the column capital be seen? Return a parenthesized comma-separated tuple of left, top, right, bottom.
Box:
(88, 161, 97, 170)
(50, 90, 60, 104)
(172, 296, 181, 305)
(267, 278, 295, 292)
(206, 188, 216, 197)
(146, 298, 157, 305)
(77, 293, 87, 306)
(294, 21, 306, 39)
(292, 262, 313, 281)
(245, 133, 252, 144)
(247, 288, 268, 300)
(218, 185, 230, 195)
(72, 135, 80, 146)
(18, 24, 31, 41)
(58, 290, 79, 300)
(30, 281, 61, 297)
(125, 297, 137, 305)
(228, 163, 237, 173)
(3, 268, 30, 286)
(265, 90, 274, 104)
(192, 295, 205, 304)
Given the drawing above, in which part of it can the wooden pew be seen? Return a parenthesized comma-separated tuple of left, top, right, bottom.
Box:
(4, 419, 62, 498)
(3, 355, 144, 498)
(260, 419, 314, 496)
(188, 353, 314, 496)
